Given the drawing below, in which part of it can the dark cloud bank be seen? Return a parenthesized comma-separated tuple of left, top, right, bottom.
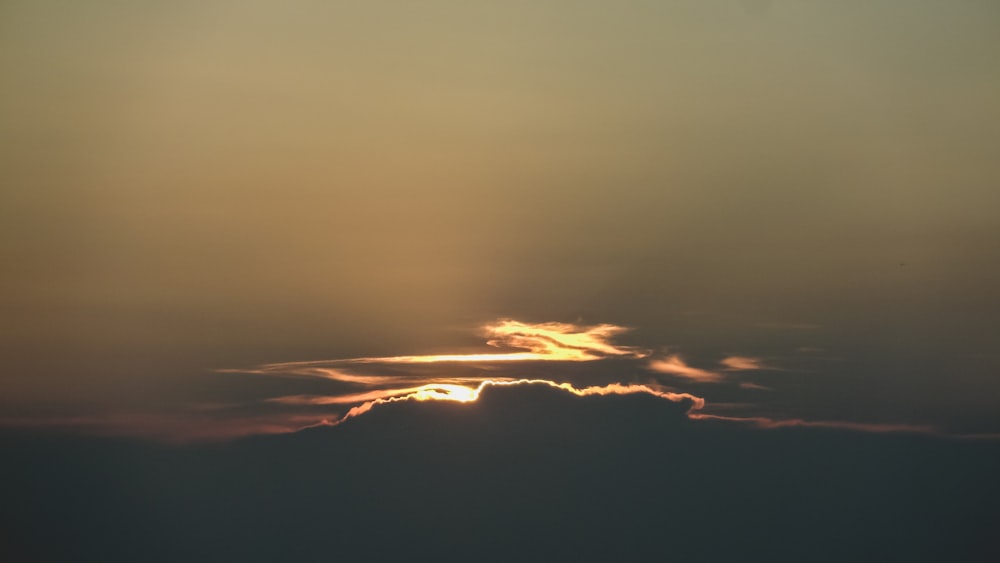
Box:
(2, 384, 998, 563)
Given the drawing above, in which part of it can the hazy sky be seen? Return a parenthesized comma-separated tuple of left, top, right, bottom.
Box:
(2, 1, 999, 435)
(3, 4, 1000, 561)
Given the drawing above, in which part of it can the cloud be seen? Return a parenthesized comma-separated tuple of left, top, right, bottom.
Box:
(7, 318, 996, 443)
(689, 413, 940, 436)
(353, 319, 649, 364)
(220, 364, 407, 385)
(279, 379, 705, 428)
(484, 319, 649, 359)
(206, 320, 702, 436)
(3, 319, 696, 442)
(647, 354, 723, 382)
(234, 320, 649, 370)
(0, 412, 336, 444)
(720, 355, 767, 371)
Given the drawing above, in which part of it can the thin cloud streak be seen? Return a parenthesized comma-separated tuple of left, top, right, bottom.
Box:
(0, 412, 337, 444)
(739, 382, 773, 391)
(689, 413, 937, 435)
(720, 356, 767, 371)
(350, 319, 650, 364)
(647, 354, 723, 382)
(351, 352, 546, 364)
(224, 320, 649, 372)
(219, 366, 406, 385)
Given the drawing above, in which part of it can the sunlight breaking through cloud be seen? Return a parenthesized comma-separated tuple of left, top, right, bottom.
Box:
(247, 320, 698, 429)
(331, 379, 705, 427)
(8, 318, 993, 443)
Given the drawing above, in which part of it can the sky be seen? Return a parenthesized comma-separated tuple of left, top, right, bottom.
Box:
(1, 1, 999, 560)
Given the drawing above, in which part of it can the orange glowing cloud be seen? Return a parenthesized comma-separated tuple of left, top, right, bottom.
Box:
(224, 320, 649, 375)
(485, 319, 648, 359)
(348, 319, 649, 364)
(720, 356, 767, 371)
(647, 354, 723, 382)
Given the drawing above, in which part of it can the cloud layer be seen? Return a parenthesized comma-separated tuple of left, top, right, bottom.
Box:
(3, 319, 995, 443)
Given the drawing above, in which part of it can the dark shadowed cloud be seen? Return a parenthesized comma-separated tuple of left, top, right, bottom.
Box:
(2, 384, 998, 562)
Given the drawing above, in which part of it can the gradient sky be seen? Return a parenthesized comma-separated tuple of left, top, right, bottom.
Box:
(2, 1, 1000, 437)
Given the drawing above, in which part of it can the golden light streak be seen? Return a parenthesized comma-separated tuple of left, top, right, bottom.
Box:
(351, 352, 544, 364)
(246, 319, 650, 369)
(484, 319, 648, 360)
(270, 383, 488, 406)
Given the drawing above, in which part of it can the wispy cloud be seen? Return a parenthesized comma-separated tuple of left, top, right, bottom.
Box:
(231, 320, 650, 371)
(738, 382, 773, 391)
(720, 356, 767, 371)
(0, 412, 337, 444)
(219, 364, 407, 385)
(689, 413, 938, 435)
(353, 319, 650, 363)
(647, 354, 723, 382)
